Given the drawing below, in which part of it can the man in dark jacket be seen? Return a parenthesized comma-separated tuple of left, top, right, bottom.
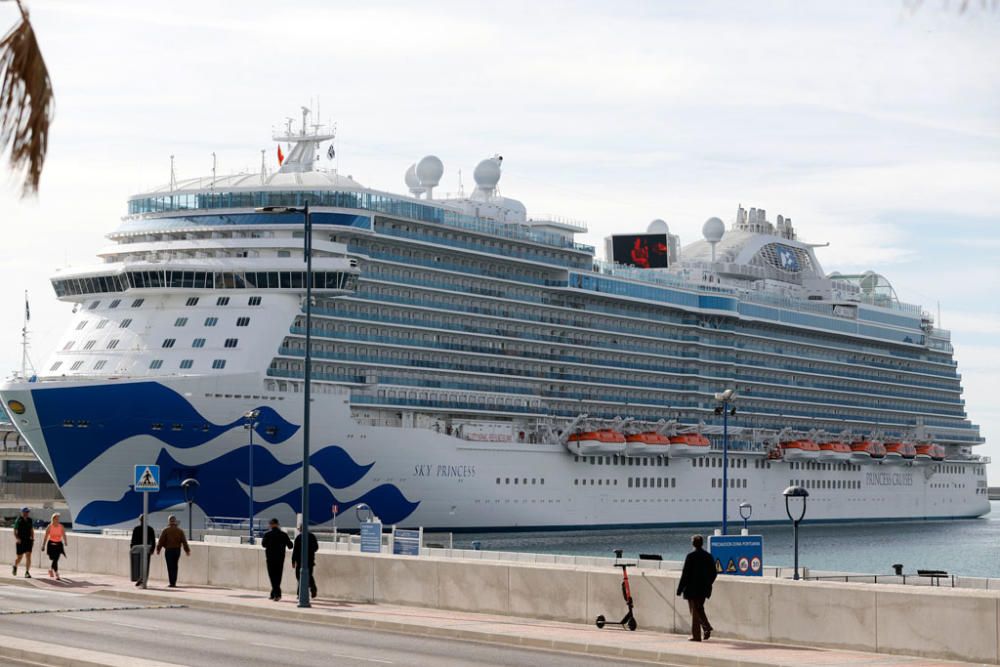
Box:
(291, 524, 319, 599)
(676, 534, 717, 641)
(130, 515, 156, 587)
(261, 518, 293, 601)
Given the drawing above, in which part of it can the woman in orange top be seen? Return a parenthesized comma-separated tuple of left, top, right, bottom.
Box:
(41, 512, 67, 580)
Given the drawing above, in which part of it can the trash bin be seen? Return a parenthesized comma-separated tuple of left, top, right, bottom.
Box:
(130, 545, 150, 582)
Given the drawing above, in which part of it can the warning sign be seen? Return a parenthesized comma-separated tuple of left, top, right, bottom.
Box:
(708, 534, 764, 578)
(134, 465, 160, 493)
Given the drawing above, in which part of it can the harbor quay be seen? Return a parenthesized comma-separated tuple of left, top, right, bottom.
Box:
(0, 529, 996, 665)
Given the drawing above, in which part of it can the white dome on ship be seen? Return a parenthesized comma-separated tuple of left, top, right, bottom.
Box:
(647, 219, 669, 234)
(702, 217, 725, 243)
(473, 158, 502, 189)
(404, 164, 420, 189)
(416, 155, 444, 187)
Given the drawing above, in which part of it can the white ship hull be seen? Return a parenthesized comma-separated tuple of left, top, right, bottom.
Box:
(2, 375, 988, 531)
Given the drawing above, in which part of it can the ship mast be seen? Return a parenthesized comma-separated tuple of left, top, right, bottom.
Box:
(20, 290, 35, 380)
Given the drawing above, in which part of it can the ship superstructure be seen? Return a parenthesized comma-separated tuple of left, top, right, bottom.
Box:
(0, 113, 988, 530)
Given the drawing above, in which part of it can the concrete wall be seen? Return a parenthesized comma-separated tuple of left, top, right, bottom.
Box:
(1, 531, 997, 664)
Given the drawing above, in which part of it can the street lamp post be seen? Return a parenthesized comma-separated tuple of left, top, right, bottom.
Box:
(181, 478, 200, 539)
(713, 389, 737, 534)
(739, 502, 752, 533)
(782, 485, 809, 580)
(244, 409, 261, 544)
(255, 202, 313, 608)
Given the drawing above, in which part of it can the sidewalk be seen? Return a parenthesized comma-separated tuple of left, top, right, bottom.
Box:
(0, 570, 986, 667)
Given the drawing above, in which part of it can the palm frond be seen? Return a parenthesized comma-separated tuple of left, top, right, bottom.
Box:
(0, 1, 54, 197)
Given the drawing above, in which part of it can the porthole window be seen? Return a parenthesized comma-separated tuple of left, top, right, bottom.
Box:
(162, 338, 176, 348)
(212, 359, 226, 369)
(236, 317, 250, 327)
(216, 297, 230, 306)
(120, 319, 132, 328)
(224, 338, 238, 348)
(248, 296, 262, 306)
(192, 338, 206, 348)
(149, 360, 164, 369)
(131, 298, 144, 308)
(175, 317, 188, 327)
(180, 359, 194, 369)
(107, 339, 120, 349)
(185, 297, 199, 307)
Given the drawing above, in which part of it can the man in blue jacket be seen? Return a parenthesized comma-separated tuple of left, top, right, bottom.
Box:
(676, 534, 717, 641)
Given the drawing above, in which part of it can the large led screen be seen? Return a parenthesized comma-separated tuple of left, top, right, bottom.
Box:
(611, 233, 669, 269)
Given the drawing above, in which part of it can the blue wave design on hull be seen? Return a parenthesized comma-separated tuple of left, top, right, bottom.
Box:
(75, 445, 419, 527)
(31, 382, 299, 484)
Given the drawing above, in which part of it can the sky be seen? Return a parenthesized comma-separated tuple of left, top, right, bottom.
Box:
(1, 1, 998, 473)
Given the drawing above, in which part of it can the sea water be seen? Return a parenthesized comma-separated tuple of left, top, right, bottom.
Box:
(455, 501, 1000, 578)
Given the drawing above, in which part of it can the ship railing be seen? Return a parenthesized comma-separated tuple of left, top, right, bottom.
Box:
(803, 573, 960, 588)
(0, 482, 62, 501)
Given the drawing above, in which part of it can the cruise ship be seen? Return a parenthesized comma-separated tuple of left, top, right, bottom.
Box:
(0, 113, 989, 531)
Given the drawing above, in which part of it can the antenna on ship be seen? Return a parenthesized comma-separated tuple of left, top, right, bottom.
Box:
(20, 290, 36, 380)
(211, 152, 217, 190)
(260, 149, 267, 182)
(169, 155, 177, 192)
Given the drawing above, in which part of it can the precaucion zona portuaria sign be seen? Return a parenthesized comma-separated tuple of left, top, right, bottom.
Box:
(707, 534, 763, 577)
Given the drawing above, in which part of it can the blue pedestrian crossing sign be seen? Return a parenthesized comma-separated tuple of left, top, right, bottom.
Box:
(134, 465, 160, 492)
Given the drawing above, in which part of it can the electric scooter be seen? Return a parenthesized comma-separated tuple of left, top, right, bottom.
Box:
(595, 549, 637, 631)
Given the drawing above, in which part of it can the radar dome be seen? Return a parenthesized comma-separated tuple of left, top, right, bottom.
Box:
(473, 158, 502, 190)
(702, 217, 725, 243)
(416, 155, 444, 187)
(647, 219, 669, 234)
(404, 164, 420, 189)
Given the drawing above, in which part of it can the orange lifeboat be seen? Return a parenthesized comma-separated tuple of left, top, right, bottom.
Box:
(883, 441, 915, 465)
(565, 429, 626, 456)
(913, 443, 935, 466)
(667, 433, 711, 458)
(930, 444, 946, 461)
(780, 438, 820, 462)
(818, 441, 852, 462)
(625, 431, 670, 457)
(850, 440, 884, 464)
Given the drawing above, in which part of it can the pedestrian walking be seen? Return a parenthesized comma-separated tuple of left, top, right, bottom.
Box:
(261, 518, 293, 601)
(155, 515, 190, 587)
(130, 514, 156, 587)
(676, 534, 717, 642)
(291, 524, 318, 599)
(41, 513, 67, 580)
(12, 507, 34, 578)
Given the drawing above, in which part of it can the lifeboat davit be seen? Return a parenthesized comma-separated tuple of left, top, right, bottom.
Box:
(913, 444, 935, 466)
(625, 431, 670, 457)
(818, 441, 852, 462)
(882, 441, 915, 466)
(565, 429, 626, 456)
(780, 439, 820, 461)
(668, 433, 711, 458)
(850, 440, 885, 464)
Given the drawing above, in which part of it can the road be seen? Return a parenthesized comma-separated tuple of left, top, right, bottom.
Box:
(0, 585, 658, 666)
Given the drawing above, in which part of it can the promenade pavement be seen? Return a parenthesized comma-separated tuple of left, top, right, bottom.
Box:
(0, 569, 988, 667)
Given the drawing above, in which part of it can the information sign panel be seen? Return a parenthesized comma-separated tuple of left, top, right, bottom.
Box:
(708, 534, 763, 577)
(392, 528, 421, 556)
(360, 521, 382, 554)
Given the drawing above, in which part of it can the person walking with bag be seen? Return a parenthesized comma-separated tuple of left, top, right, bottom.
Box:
(676, 534, 717, 642)
(261, 518, 293, 601)
(155, 515, 190, 587)
(130, 514, 156, 587)
(41, 513, 67, 580)
(12, 507, 34, 578)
